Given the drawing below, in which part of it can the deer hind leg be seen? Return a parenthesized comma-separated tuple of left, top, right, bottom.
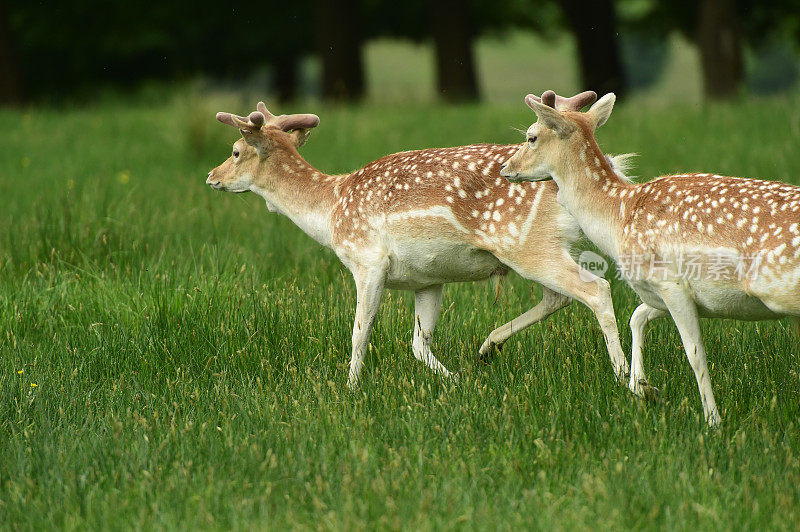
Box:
(477, 286, 571, 363)
(658, 283, 721, 427)
(513, 252, 629, 380)
(412, 284, 455, 379)
(347, 266, 387, 389)
(629, 303, 668, 400)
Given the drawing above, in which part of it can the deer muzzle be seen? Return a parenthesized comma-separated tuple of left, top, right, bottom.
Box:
(206, 171, 223, 189)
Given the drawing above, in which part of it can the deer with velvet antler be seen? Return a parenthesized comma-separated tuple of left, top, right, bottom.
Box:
(207, 98, 634, 388)
(502, 90, 800, 425)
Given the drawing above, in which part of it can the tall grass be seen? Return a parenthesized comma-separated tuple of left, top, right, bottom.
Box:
(1, 93, 800, 529)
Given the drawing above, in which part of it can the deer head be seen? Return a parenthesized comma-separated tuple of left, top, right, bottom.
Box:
(207, 102, 320, 193)
(501, 90, 615, 182)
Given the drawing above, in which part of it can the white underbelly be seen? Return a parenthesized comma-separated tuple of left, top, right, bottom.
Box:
(627, 279, 783, 321)
(384, 238, 503, 290)
(688, 279, 783, 320)
(627, 281, 669, 312)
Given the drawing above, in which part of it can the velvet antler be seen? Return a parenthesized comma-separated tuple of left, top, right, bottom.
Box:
(525, 90, 597, 112)
(216, 102, 320, 132)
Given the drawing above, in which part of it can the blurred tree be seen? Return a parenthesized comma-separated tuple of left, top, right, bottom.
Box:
(619, 33, 669, 90)
(315, 0, 365, 100)
(5, 0, 798, 104)
(747, 37, 799, 95)
(4, 1, 315, 102)
(361, 0, 481, 102)
(620, 0, 742, 99)
(620, 0, 800, 99)
(262, 5, 314, 102)
(429, 0, 480, 102)
(560, 0, 627, 97)
(273, 55, 300, 102)
(361, 0, 550, 103)
(697, 0, 743, 98)
(0, 0, 23, 104)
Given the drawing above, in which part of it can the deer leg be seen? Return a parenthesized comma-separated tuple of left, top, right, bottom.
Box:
(412, 284, 454, 378)
(658, 284, 720, 427)
(525, 259, 628, 380)
(477, 286, 571, 363)
(347, 267, 386, 389)
(629, 303, 668, 400)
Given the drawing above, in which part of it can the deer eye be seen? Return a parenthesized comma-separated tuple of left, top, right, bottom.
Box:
(233, 149, 240, 158)
(527, 136, 537, 144)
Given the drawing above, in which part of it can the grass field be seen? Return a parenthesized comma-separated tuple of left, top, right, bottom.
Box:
(2, 91, 800, 529)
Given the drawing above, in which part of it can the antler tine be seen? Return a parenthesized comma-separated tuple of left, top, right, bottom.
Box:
(216, 109, 267, 130)
(248, 111, 265, 127)
(559, 90, 597, 111)
(216, 111, 254, 128)
(257, 102, 277, 120)
(524, 90, 598, 112)
(255, 101, 320, 131)
(272, 113, 320, 132)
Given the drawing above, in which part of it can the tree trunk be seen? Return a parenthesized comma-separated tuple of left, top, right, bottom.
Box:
(430, 0, 480, 102)
(315, 0, 364, 101)
(273, 55, 299, 102)
(0, 0, 23, 104)
(560, 0, 626, 97)
(696, 0, 743, 99)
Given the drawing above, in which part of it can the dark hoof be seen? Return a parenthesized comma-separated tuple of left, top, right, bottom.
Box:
(476, 343, 503, 365)
(640, 382, 661, 403)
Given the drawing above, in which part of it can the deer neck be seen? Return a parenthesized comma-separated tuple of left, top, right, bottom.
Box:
(250, 151, 339, 248)
(550, 137, 632, 259)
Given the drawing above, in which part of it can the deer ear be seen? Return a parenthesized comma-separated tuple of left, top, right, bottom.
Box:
(587, 93, 616, 129)
(290, 128, 313, 148)
(239, 128, 271, 153)
(525, 94, 576, 138)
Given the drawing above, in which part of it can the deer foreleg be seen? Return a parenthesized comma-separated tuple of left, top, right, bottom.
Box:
(535, 269, 629, 379)
(412, 284, 454, 378)
(347, 266, 386, 389)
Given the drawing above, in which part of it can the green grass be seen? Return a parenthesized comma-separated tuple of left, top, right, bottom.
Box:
(2, 92, 800, 530)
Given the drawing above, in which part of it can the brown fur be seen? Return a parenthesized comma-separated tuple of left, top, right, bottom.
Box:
(505, 95, 800, 315)
(329, 143, 566, 253)
(208, 101, 632, 383)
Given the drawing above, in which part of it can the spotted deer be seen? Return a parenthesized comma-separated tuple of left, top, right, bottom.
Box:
(207, 97, 631, 389)
(501, 90, 800, 425)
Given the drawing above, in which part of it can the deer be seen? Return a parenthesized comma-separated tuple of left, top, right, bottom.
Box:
(501, 90, 800, 426)
(206, 97, 633, 389)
